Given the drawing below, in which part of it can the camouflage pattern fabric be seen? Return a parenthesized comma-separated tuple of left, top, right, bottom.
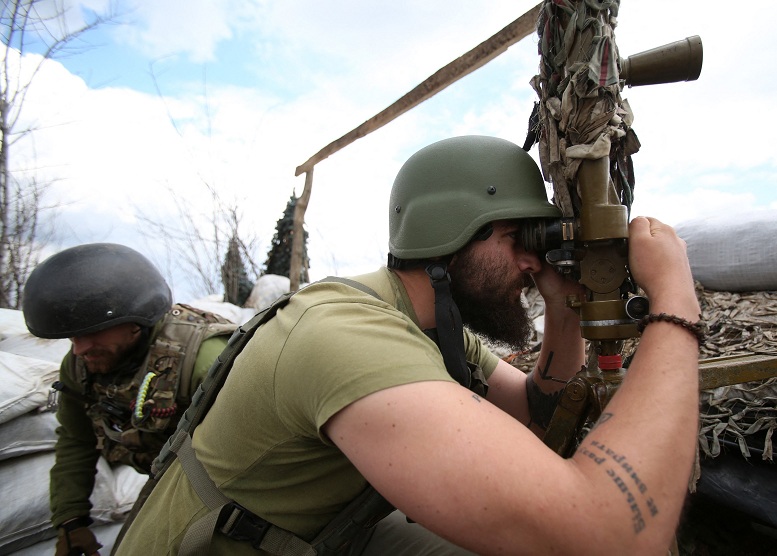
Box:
(531, 0, 638, 217)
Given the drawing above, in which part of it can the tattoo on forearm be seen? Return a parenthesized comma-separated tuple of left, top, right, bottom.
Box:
(579, 433, 659, 534)
(537, 351, 568, 384)
(472, 394, 481, 403)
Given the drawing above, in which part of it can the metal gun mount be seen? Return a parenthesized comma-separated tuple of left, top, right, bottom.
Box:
(534, 35, 777, 454)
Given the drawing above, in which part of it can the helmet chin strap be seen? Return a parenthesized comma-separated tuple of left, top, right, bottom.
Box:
(425, 262, 471, 388)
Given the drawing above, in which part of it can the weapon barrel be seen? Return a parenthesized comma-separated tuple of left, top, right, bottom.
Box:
(620, 36, 703, 87)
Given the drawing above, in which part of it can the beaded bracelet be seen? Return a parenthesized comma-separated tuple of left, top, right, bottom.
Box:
(636, 312, 706, 345)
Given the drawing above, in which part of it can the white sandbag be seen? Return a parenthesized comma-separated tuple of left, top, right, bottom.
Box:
(0, 308, 33, 340)
(0, 352, 59, 426)
(245, 274, 292, 311)
(0, 308, 69, 366)
(0, 410, 58, 461)
(674, 211, 777, 292)
(10, 521, 125, 556)
(0, 453, 53, 554)
(87, 459, 146, 523)
(0, 453, 145, 554)
(183, 294, 256, 325)
(0, 334, 70, 365)
(112, 465, 147, 513)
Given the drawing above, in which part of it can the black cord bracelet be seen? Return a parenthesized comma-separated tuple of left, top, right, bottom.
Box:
(636, 312, 706, 345)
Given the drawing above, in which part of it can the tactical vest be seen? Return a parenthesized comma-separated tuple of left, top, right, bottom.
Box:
(114, 279, 487, 556)
(71, 304, 236, 473)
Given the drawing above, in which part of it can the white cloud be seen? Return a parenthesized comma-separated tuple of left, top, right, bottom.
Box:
(11, 1, 777, 299)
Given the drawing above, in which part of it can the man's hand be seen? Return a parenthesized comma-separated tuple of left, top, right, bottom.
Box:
(530, 260, 584, 308)
(628, 216, 700, 318)
(55, 518, 102, 556)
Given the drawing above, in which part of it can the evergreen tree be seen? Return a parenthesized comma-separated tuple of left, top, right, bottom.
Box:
(221, 235, 254, 306)
(265, 195, 309, 283)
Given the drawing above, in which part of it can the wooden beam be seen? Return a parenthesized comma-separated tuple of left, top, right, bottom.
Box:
(289, 168, 313, 292)
(294, 2, 541, 176)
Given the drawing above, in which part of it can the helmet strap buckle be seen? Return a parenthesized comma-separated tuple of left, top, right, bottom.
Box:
(425, 262, 471, 388)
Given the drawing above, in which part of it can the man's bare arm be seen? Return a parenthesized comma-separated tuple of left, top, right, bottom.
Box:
(324, 217, 700, 555)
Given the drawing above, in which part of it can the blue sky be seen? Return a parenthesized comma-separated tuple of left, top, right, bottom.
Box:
(8, 0, 777, 301)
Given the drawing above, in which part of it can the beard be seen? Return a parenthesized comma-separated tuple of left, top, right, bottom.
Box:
(81, 333, 143, 375)
(448, 246, 535, 352)
(82, 347, 131, 374)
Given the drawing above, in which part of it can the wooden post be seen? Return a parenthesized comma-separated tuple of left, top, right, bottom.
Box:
(289, 168, 313, 292)
(289, 3, 542, 288)
(294, 2, 541, 176)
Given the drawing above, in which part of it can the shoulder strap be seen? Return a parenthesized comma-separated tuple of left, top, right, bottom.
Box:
(152, 292, 294, 477)
(164, 304, 238, 406)
(320, 276, 382, 300)
(173, 433, 317, 556)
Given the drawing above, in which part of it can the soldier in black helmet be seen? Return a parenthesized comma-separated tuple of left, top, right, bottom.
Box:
(22, 243, 237, 556)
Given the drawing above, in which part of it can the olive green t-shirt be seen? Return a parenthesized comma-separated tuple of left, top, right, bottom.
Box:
(118, 269, 499, 555)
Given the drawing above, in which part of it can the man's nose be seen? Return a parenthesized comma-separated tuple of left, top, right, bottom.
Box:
(517, 249, 543, 274)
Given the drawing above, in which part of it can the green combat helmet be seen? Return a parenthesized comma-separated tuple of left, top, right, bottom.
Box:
(23, 243, 172, 339)
(387, 135, 561, 389)
(388, 134, 561, 262)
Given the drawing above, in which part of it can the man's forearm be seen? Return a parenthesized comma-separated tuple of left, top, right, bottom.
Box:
(50, 398, 100, 527)
(534, 300, 585, 382)
(526, 300, 585, 430)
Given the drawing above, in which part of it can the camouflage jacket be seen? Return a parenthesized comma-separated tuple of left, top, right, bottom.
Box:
(49, 304, 236, 528)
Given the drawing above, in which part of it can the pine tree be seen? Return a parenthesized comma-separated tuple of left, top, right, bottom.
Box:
(265, 195, 309, 283)
(221, 235, 254, 306)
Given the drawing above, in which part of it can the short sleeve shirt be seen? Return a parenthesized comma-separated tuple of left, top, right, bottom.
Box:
(118, 268, 499, 554)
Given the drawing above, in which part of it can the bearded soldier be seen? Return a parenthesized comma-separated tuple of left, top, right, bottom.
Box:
(22, 243, 237, 556)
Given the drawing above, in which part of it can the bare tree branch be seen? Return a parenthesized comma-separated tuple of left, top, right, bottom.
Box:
(0, 0, 117, 308)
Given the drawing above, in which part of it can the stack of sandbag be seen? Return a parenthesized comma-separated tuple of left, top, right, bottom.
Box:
(673, 211, 777, 464)
(181, 275, 296, 325)
(182, 295, 258, 325)
(244, 274, 296, 312)
(675, 210, 777, 293)
(0, 309, 146, 555)
(674, 212, 777, 556)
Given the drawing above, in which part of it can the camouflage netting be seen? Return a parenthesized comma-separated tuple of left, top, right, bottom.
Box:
(499, 283, 777, 470)
(694, 284, 776, 463)
(531, 0, 638, 219)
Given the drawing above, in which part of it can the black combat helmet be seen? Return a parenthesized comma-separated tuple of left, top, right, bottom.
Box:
(22, 243, 172, 339)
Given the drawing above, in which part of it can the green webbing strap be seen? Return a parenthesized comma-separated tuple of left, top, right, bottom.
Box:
(173, 431, 317, 556)
(322, 276, 381, 301)
(173, 432, 230, 556)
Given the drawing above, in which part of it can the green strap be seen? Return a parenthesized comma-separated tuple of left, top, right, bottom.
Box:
(173, 432, 229, 556)
(173, 432, 316, 556)
(322, 276, 382, 301)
